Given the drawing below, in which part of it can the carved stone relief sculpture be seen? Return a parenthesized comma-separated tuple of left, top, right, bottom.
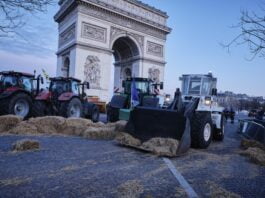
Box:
(148, 67, 160, 83)
(81, 22, 107, 43)
(84, 55, 101, 89)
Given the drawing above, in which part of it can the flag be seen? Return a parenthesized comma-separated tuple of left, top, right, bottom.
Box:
(131, 78, 139, 107)
(42, 69, 49, 80)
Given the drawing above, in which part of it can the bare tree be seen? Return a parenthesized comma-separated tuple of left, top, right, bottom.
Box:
(224, 10, 265, 60)
(0, 0, 54, 37)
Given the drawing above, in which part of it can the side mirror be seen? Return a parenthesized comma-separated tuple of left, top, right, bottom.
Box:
(86, 82, 90, 89)
(122, 80, 125, 88)
(160, 82, 164, 90)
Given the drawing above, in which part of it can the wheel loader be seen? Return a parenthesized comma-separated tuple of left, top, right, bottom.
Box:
(0, 71, 43, 118)
(121, 72, 224, 155)
(107, 77, 163, 122)
(33, 77, 99, 122)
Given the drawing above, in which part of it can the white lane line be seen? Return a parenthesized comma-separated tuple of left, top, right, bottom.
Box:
(163, 158, 198, 198)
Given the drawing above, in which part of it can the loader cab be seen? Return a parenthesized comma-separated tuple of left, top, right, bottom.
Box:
(180, 73, 217, 100)
(122, 77, 151, 95)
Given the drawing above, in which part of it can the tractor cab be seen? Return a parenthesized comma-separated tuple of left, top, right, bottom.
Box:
(48, 77, 89, 100)
(0, 71, 37, 94)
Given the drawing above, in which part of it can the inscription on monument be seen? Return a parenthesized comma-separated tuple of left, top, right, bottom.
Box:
(81, 22, 107, 43)
(147, 41, 163, 57)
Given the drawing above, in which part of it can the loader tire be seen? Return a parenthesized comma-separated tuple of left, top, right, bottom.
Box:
(60, 98, 83, 118)
(191, 111, 213, 149)
(32, 101, 46, 117)
(213, 115, 224, 141)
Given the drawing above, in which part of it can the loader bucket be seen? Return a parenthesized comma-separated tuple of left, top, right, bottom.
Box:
(123, 98, 199, 155)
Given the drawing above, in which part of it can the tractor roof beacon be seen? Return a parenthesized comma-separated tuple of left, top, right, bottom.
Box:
(0, 71, 43, 119)
(34, 77, 99, 122)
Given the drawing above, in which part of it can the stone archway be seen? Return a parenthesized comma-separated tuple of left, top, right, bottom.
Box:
(55, 0, 171, 102)
(112, 36, 140, 91)
(62, 57, 70, 77)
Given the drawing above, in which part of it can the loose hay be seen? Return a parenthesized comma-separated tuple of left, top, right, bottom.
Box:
(114, 121, 128, 132)
(117, 180, 144, 198)
(116, 133, 180, 157)
(141, 138, 179, 157)
(9, 121, 39, 134)
(12, 139, 40, 151)
(240, 138, 265, 151)
(28, 116, 66, 134)
(205, 181, 240, 198)
(116, 132, 141, 147)
(240, 147, 265, 166)
(0, 115, 23, 133)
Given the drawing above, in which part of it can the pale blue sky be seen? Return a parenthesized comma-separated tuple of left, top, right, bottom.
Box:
(0, 0, 264, 97)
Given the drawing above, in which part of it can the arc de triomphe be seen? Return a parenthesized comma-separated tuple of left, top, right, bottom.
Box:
(54, 0, 171, 102)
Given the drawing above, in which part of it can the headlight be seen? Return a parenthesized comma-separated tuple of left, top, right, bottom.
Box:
(165, 97, 170, 102)
(205, 99, 211, 105)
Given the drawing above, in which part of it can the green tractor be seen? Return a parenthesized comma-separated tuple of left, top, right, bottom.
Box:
(106, 77, 163, 122)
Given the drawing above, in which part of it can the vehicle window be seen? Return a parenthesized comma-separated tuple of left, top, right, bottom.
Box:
(124, 81, 149, 94)
(20, 77, 32, 92)
(188, 78, 201, 95)
(201, 78, 211, 95)
(71, 81, 79, 95)
(1, 75, 17, 88)
(51, 81, 69, 94)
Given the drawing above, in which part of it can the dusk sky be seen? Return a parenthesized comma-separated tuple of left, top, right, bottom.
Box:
(0, 0, 264, 97)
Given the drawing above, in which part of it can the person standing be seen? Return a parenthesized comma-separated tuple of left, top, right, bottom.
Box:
(256, 107, 264, 120)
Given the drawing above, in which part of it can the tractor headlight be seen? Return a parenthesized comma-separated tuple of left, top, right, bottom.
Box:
(205, 97, 212, 105)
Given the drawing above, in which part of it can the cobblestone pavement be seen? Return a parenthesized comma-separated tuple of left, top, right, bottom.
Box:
(0, 115, 264, 198)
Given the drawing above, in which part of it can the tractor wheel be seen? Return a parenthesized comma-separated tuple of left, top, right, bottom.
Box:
(191, 111, 213, 149)
(32, 101, 46, 117)
(106, 106, 118, 122)
(60, 98, 83, 118)
(213, 115, 225, 141)
(90, 105, 99, 122)
(3, 93, 32, 119)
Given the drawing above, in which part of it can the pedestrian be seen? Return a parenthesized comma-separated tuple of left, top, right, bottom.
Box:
(256, 107, 264, 120)
(230, 107, 235, 124)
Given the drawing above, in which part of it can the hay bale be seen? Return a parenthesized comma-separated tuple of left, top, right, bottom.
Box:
(28, 116, 66, 134)
(12, 139, 40, 151)
(90, 121, 106, 127)
(240, 147, 265, 166)
(116, 132, 141, 147)
(8, 121, 38, 134)
(83, 126, 116, 140)
(60, 118, 92, 136)
(114, 120, 128, 132)
(117, 180, 144, 198)
(140, 138, 179, 157)
(241, 138, 265, 151)
(0, 115, 23, 133)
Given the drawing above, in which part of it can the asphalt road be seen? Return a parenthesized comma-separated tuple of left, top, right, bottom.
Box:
(0, 114, 264, 198)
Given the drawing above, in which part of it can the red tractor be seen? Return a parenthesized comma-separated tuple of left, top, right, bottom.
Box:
(0, 71, 43, 118)
(34, 77, 99, 122)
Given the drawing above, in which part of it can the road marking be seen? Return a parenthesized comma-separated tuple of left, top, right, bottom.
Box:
(163, 158, 198, 198)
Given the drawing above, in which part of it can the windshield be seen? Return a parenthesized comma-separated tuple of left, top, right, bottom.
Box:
(124, 80, 149, 94)
(188, 77, 201, 95)
(0, 75, 18, 89)
(50, 81, 70, 94)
